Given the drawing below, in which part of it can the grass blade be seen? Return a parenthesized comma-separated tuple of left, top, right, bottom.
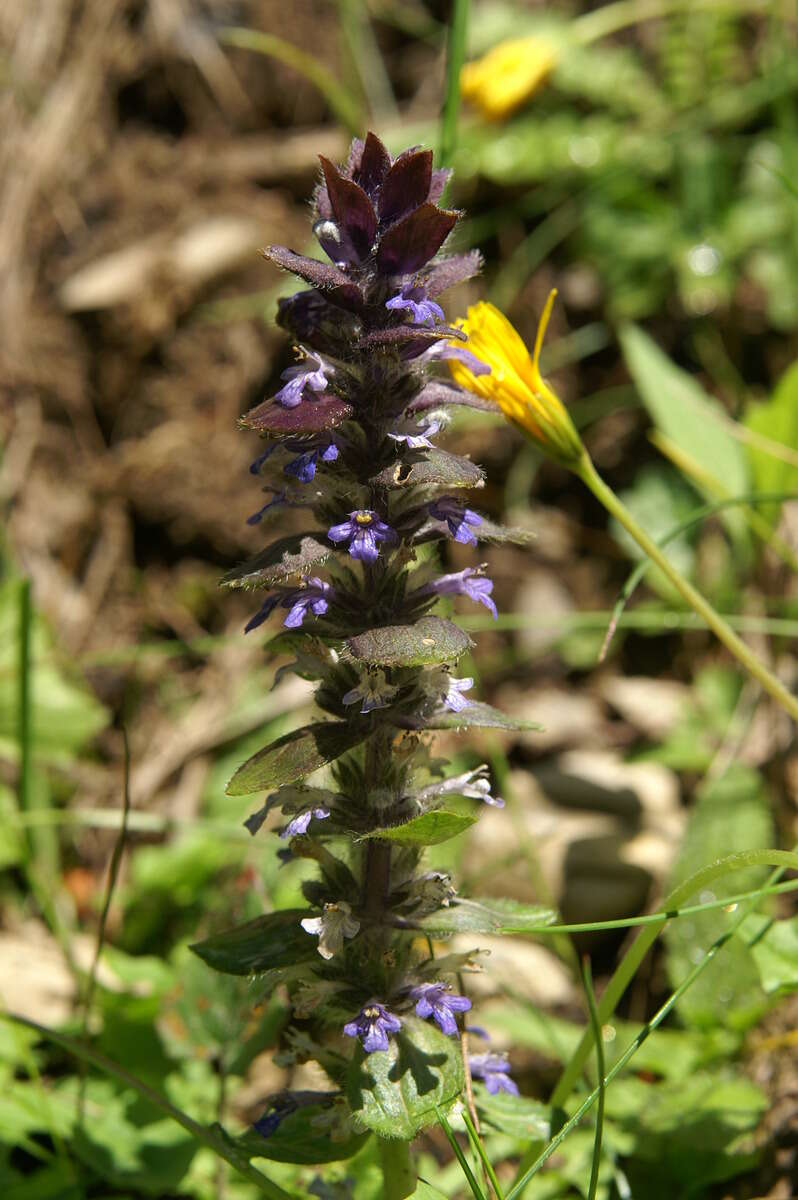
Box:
(438, 0, 469, 169)
(435, 1105, 488, 1200)
(581, 959, 604, 1200)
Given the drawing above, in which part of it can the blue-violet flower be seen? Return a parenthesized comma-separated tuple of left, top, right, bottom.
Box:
(281, 807, 331, 839)
(411, 982, 472, 1036)
(386, 283, 445, 328)
(388, 419, 441, 450)
(275, 351, 330, 408)
(429, 497, 482, 546)
(422, 566, 497, 619)
(284, 440, 339, 483)
(469, 1052, 520, 1096)
(343, 1002, 402, 1053)
(244, 578, 333, 634)
(342, 669, 399, 713)
(328, 510, 397, 564)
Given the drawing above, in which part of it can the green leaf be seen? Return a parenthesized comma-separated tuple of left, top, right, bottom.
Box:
(740, 913, 798, 994)
(411, 1182, 451, 1200)
(362, 810, 477, 847)
(664, 765, 771, 1030)
(221, 534, 331, 590)
(226, 722, 366, 795)
(412, 700, 542, 732)
(374, 449, 485, 491)
(346, 616, 472, 668)
(235, 1105, 369, 1164)
(475, 1088, 551, 1140)
(190, 909, 318, 976)
(420, 897, 557, 936)
(466, 517, 535, 544)
(743, 359, 798, 526)
(619, 324, 749, 542)
(346, 1016, 464, 1140)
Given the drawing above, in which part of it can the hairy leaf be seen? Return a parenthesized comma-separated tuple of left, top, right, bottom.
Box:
(190, 909, 317, 975)
(361, 810, 477, 847)
(346, 616, 472, 668)
(373, 450, 485, 491)
(476, 1089, 551, 1140)
(236, 1103, 369, 1164)
(743, 359, 798, 527)
(346, 1016, 463, 1140)
(241, 394, 353, 436)
(221, 535, 331, 590)
(420, 897, 558, 936)
(408, 701, 542, 733)
(226, 723, 367, 795)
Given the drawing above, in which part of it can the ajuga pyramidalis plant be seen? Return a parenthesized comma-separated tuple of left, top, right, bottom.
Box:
(191, 133, 546, 1192)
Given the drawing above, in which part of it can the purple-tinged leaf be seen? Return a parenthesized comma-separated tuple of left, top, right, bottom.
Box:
(407, 381, 498, 415)
(357, 324, 466, 351)
(355, 131, 391, 196)
(241, 393, 352, 436)
(422, 251, 484, 297)
(346, 615, 471, 668)
(263, 246, 363, 310)
(377, 204, 458, 275)
(226, 722, 368, 795)
(379, 149, 433, 225)
(222, 534, 331, 590)
(319, 157, 378, 258)
(428, 168, 452, 204)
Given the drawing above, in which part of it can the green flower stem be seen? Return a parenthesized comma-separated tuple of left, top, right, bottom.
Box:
(379, 1137, 416, 1200)
(576, 452, 798, 725)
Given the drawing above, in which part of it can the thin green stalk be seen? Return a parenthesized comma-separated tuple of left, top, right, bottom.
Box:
(581, 960, 604, 1200)
(550, 847, 798, 1109)
(438, 0, 469, 169)
(434, 1107, 488, 1200)
(3, 1014, 298, 1200)
(509, 862, 787, 1200)
(379, 1136, 417, 1200)
(576, 452, 798, 724)
(462, 1106, 506, 1200)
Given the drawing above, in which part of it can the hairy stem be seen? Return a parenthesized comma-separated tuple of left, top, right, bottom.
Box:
(576, 452, 798, 724)
(379, 1137, 416, 1200)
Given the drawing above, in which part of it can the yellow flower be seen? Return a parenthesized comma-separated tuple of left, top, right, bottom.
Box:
(448, 291, 585, 468)
(460, 35, 559, 121)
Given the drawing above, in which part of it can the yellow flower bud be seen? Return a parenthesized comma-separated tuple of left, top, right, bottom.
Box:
(460, 35, 559, 121)
(448, 292, 585, 468)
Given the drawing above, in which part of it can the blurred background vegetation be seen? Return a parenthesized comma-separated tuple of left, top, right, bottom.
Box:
(1, 1, 797, 1197)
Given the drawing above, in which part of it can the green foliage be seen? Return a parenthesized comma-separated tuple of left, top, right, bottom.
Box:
(226, 723, 367, 794)
(347, 1018, 464, 1140)
(418, 700, 541, 731)
(346, 617, 472, 668)
(664, 765, 772, 1030)
(420, 897, 557, 935)
(190, 909, 319, 976)
(236, 1106, 369, 1165)
(362, 811, 477, 846)
(743, 359, 798, 526)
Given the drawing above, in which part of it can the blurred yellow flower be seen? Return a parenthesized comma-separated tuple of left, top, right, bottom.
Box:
(460, 36, 559, 121)
(449, 291, 585, 468)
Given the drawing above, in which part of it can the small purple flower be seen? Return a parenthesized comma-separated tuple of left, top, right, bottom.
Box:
(422, 567, 497, 619)
(250, 445, 278, 475)
(275, 352, 330, 408)
(469, 1053, 519, 1097)
(386, 283, 445, 328)
(328, 510, 397, 564)
(245, 578, 333, 633)
(281, 807, 331, 839)
(411, 982, 471, 1036)
(344, 1002, 402, 1053)
(284, 440, 339, 483)
(253, 1110, 283, 1138)
(246, 491, 286, 526)
(429, 498, 482, 546)
(388, 420, 441, 450)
